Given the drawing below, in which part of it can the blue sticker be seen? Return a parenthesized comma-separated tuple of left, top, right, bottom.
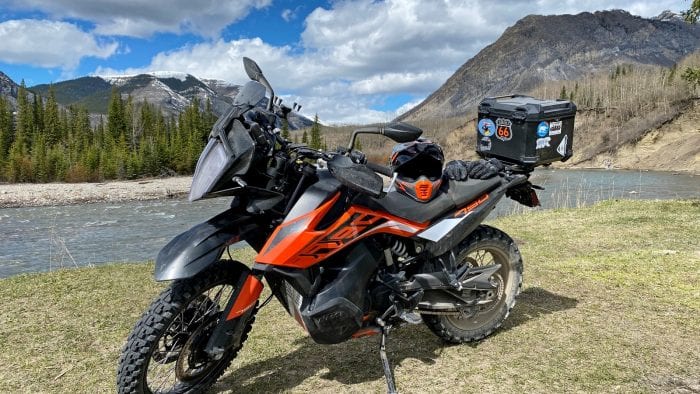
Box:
(537, 121, 549, 138)
(478, 118, 496, 137)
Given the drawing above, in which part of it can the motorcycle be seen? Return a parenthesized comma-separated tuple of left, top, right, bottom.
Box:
(117, 58, 542, 393)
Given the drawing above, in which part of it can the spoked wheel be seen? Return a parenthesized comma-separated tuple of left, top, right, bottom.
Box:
(423, 225, 523, 344)
(117, 261, 257, 394)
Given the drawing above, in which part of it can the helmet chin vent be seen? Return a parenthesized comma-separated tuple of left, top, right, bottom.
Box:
(415, 179, 433, 201)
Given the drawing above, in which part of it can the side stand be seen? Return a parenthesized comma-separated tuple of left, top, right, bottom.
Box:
(379, 325, 397, 394)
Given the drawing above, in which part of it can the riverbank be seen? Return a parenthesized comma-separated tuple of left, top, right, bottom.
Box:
(0, 176, 192, 208)
(0, 200, 698, 392)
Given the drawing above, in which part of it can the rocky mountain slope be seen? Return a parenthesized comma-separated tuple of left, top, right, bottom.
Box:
(399, 10, 700, 121)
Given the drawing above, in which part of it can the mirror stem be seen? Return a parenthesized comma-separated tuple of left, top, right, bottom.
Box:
(347, 126, 381, 152)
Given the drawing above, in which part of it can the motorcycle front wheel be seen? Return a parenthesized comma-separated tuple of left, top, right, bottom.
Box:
(117, 260, 256, 394)
(422, 225, 523, 344)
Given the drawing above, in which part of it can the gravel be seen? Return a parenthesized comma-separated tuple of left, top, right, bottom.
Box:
(0, 177, 192, 208)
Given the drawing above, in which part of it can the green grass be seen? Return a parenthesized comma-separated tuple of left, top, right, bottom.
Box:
(1, 200, 698, 393)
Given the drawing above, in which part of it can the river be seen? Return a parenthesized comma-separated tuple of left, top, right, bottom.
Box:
(0, 169, 697, 278)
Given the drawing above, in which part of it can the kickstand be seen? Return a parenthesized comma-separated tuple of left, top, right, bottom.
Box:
(379, 324, 397, 394)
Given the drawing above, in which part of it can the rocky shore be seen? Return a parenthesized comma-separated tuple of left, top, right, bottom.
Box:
(0, 177, 192, 208)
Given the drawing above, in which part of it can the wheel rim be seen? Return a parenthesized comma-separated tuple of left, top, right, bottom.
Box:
(446, 244, 511, 331)
(144, 283, 235, 393)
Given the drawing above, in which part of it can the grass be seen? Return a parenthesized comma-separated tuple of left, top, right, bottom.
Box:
(0, 199, 698, 393)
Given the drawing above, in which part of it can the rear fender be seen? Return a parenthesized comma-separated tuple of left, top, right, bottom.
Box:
(418, 188, 507, 257)
(154, 210, 258, 281)
(418, 175, 528, 257)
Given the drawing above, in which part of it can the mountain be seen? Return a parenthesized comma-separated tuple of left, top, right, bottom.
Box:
(0, 70, 37, 110)
(28, 72, 312, 129)
(399, 10, 700, 121)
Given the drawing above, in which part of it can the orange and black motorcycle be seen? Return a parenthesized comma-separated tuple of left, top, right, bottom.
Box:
(117, 58, 541, 393)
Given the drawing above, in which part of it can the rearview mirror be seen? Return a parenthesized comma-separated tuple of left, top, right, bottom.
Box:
(382, 122, 423, 143)
(346, 122, 423, 151)
(243, 57, 263, 82)
(242, 57, 275, 111)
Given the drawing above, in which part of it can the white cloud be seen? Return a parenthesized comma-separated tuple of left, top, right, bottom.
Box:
(282, 8, 301, 22)
(395, 98, 425, 117)
(91, 0, 687, 123)
(6, 0, 272, 38)
(0, 19, 117, 69)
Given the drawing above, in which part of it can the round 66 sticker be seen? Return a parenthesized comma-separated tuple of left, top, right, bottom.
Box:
(495, 118, 512, 141)
(478, 118, 496, 137)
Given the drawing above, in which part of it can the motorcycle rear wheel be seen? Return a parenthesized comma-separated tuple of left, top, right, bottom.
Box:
(422, 225, 523, 344)
(116, 260, 256, 394)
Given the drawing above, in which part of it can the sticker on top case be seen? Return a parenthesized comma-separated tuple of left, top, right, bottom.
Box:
(477, 118, 496, 137)
(549, 121, 562, 136)
(536, 121, 549, 138)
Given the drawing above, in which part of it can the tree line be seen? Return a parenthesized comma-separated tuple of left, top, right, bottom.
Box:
(0, 82, 216, 183)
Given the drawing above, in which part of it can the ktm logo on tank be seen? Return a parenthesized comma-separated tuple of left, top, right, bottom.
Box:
(300, 213, 383, 259)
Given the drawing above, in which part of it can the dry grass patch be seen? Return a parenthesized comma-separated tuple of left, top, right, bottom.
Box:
(0, 200, 697, 392)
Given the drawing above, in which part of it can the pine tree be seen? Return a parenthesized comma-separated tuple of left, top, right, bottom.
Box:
(684, 0, 700, 22)
(309, 114, 322, 149)
(302, 130, 308, 144)
(281, 118, 290, 140)
(354, 137, 363, 151)
(16, 81, 33, 149)
(0, 96, 12, 169)
(559, 85, 568, 100)
(107, 87, 126, 141)
(44, 86, 61, 145)
(30, 133, 48, 182)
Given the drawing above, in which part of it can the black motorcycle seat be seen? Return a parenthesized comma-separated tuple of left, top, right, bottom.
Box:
(356, 177, 502, 224)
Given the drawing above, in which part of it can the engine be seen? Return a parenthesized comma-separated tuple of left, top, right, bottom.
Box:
(298, 242, 380, 344)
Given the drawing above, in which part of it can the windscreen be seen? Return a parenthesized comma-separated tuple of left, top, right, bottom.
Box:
(234, 81, 266, 106)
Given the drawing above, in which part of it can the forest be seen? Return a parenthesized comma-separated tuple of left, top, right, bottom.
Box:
(0, 83, 216, 183)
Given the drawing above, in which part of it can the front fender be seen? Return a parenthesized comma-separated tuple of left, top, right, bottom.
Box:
(154, 209, 258, 281)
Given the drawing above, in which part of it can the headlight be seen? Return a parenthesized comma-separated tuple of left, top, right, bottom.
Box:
(189, 138, 231, 201)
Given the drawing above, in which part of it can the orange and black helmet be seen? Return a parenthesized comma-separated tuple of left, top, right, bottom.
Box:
(390, 138, 444, 202)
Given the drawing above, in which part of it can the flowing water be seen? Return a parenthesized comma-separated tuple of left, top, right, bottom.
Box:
(0, 169, 697, 278)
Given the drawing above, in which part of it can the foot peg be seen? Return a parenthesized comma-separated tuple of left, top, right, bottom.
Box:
(398, 310, 422, 325)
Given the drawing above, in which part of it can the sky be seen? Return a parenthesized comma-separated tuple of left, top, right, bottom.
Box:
(0, 0, 691, 124)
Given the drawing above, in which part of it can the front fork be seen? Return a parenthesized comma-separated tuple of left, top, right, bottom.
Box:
(204, 271, 264, 359)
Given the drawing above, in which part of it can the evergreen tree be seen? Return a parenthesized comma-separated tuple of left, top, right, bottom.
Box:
(302, 130, 308, 144)
(0, 96, 12, 168)
(309, 114, 322, 149)
(30, 133, 48, 182)
(107, 87, 127, 141)
(559, 85, 568, 100)
(281, 118, 290, 140)
(44, 86, 61, 145)
(684, 0, 700, 23)
(354, 137, 363, 151)
(16, 81, 33, 149)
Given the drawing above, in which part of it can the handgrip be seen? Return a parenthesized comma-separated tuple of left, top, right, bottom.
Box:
(366, 162, 393, 177)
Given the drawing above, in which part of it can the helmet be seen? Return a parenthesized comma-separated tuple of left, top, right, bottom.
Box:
(390, 138, 444, 202)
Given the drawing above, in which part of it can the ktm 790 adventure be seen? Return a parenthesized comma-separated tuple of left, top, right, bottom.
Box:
(117, 58, 543, 393)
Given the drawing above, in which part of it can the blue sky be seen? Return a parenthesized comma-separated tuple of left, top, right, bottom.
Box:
(0, 0, 689, 123)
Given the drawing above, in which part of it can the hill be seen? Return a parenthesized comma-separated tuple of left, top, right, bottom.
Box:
(399, 10, 700, 122)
